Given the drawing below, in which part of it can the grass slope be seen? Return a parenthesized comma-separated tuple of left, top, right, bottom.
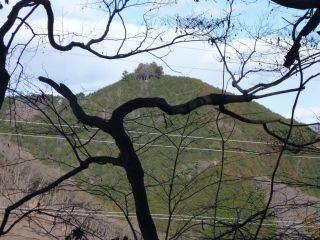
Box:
(1, 75, 319, 238)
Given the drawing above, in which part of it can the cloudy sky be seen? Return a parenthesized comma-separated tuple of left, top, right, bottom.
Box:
(2, 0, 320, 124)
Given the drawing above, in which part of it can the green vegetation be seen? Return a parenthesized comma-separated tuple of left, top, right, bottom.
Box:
(1, 73, 318, 238)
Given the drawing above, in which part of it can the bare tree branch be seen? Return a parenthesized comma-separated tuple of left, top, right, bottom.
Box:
(271, 0, 320, 10)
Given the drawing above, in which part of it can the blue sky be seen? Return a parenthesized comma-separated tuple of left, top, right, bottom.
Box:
(2, 0, 320, 124)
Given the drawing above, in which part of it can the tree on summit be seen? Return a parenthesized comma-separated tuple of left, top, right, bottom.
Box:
(134, 62, 164, 81)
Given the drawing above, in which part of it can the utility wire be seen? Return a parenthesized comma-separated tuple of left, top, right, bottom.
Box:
(0, 208, 317, 228)
(0, 119, 277, 145)
(0, 132, 319, 159)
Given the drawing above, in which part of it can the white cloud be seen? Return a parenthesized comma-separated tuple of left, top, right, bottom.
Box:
(284, 107, 320, 124)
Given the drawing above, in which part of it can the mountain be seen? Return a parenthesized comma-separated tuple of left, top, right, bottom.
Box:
(81, 75, 318, 178)
(0, 74, 319, 238)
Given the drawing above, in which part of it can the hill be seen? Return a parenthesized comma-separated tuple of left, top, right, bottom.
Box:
(0, 74, 319, 239)
(82, 75, 318, 183)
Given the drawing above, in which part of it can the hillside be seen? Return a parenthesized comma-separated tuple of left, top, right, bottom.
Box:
(82, 75, 319, 184)
(0, 75, 319, 239)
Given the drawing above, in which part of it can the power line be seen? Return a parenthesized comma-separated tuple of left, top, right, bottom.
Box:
(0, 208, 315, 228)
(1, 132, 319, 159)
(44, 49, 223, 73)
(0, 21, 223, 72)
(43, 48, 277, 77)
(0, 119, 278, 146)
(2, 22, 277, 75)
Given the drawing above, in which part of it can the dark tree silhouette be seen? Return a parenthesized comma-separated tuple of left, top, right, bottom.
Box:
(0, 0, 320, 239)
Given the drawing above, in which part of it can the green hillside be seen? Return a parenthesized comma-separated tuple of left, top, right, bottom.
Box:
(81, 75, 318, 181)
(1, 74, 319, 238)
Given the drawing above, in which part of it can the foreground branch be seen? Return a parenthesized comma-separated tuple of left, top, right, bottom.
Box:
(271, 0, 320, 9)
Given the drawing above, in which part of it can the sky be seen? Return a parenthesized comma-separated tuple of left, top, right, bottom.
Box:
(1, 0, 320, 124)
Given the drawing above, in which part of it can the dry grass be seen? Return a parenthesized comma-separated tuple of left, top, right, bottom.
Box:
(0, 136, 134, 239)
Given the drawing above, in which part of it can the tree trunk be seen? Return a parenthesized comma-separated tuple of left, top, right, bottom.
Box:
(0, 42, 9, 109)
(0, 67, 9, 109)
(112, 121, 159, 240)
(126, 163, 159, 240)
